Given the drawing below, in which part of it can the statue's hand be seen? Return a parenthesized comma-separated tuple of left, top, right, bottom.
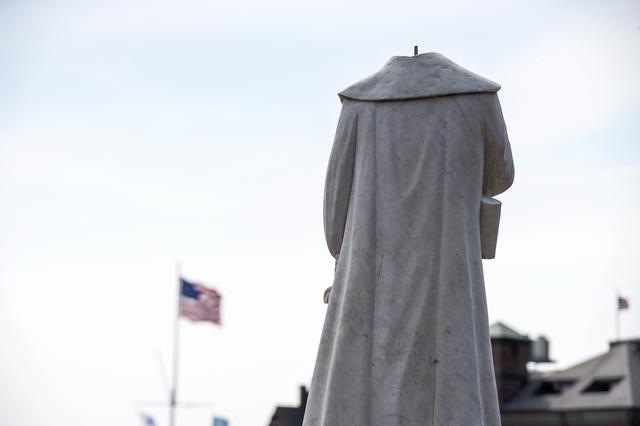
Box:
(323, 286, 332, 304)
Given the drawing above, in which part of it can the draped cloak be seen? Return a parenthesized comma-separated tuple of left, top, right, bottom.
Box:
(302, 52, 515, 426)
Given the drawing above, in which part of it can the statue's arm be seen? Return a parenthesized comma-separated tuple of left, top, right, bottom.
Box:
(480, 94, 515, 259)
(323, 102, 358, 260)
(482, 94, 515, 197)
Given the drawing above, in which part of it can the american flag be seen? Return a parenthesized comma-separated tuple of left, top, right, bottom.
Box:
(618, 296, 630, 311)
(180, 278, 222, 325)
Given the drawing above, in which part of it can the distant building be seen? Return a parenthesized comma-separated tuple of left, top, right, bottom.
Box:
(491, 321, 545, 403)
(491, 321, 640, 426)
(269, 324, 640, 425)
(268, 386, 308, 426)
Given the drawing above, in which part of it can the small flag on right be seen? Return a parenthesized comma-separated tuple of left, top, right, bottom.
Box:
(618, 296, 630, 310)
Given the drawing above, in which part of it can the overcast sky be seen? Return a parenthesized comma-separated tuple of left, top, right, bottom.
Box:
(1, 1, 639, 425)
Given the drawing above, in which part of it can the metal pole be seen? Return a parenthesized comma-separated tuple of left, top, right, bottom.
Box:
(170, 262, 182, 426)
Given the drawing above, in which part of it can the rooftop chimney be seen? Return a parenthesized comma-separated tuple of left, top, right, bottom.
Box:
(490, 322, 531, 404)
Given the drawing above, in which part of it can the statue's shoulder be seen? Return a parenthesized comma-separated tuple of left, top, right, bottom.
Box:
(339, 52, 500, 102)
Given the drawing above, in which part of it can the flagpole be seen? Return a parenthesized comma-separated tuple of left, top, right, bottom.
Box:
(170, 262, 182, 426)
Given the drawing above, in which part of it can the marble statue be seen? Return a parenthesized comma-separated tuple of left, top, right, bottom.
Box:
(303, 52, 515, 426)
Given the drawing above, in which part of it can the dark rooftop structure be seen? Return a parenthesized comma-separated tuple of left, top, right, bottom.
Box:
(268, 386, 308, 426)
(491, 321, 640, 426)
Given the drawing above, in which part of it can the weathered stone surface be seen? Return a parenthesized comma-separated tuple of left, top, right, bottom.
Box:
(339, 52, 501, 102)
(481, 196, 502, 259)
(304, 52, 514, 426)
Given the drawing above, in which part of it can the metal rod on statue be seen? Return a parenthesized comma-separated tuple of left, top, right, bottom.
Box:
(170, 262, 182, 426)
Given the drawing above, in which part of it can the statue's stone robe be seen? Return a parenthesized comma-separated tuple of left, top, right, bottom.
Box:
(303, 53, 514, 426)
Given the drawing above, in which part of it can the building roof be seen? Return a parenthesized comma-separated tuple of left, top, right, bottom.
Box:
(270, 406, 305, 426)
(490, 321, 530, 342)
(268, 386, 308, 426)
(504, 338, 640, 411)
